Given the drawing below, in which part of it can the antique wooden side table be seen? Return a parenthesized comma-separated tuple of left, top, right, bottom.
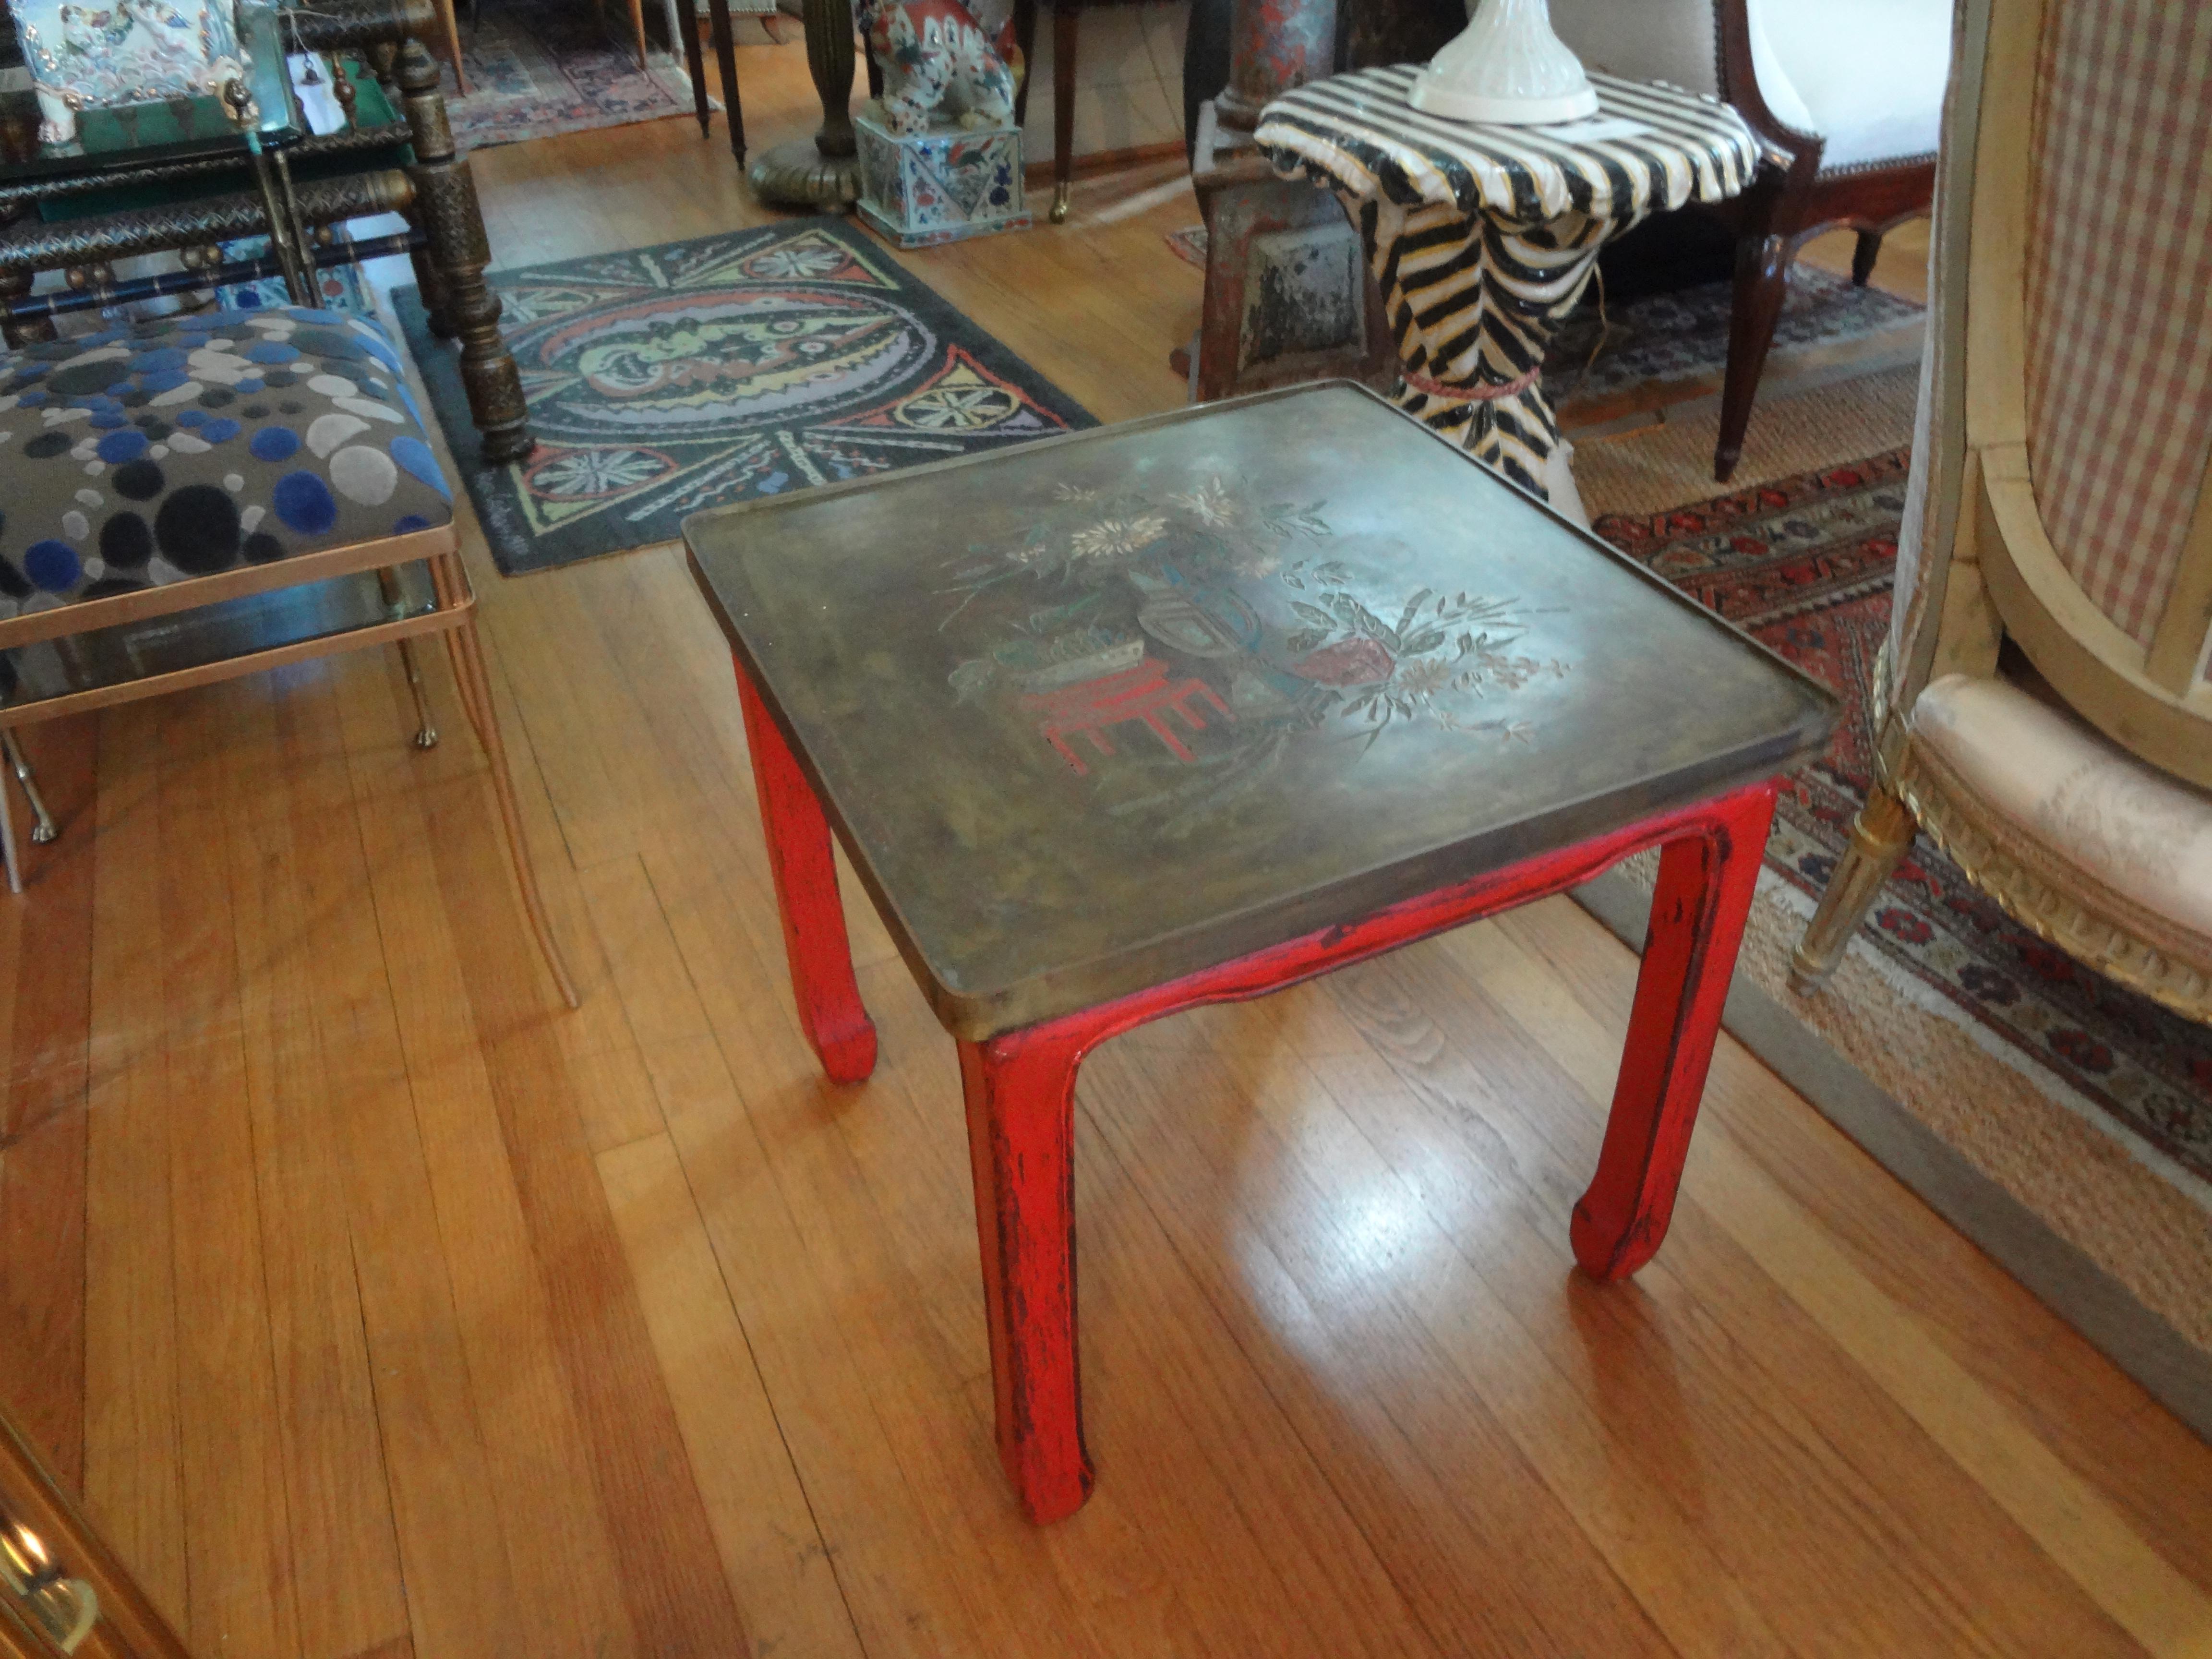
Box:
(685, 383, 1833, 1525)
(1254, 68, 1760, 517)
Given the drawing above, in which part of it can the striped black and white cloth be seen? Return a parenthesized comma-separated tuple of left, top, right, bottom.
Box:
(1256, 66, 1760, 501)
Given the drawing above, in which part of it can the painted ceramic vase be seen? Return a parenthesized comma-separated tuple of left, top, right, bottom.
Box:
(9, 0, 242, 144)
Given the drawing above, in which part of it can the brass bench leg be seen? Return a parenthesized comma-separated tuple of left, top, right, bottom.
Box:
(432, 554, 580, 1009)
(397, 638, 440, 749)
(379, 568, 440, 749)
(0, 730, 56, 894)
(0, 751, 19, 898)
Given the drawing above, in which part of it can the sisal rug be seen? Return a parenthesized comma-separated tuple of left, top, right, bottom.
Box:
(1575, 380, 2212, 1389)
(444, 0, 702, 152)
(394, 222, 1095, 575)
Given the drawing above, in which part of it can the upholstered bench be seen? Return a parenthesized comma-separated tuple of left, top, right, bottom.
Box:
(0, 305, 576, 1005)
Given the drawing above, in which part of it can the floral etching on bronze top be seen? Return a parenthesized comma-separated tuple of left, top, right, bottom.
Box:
(939, 471, 1571, 833)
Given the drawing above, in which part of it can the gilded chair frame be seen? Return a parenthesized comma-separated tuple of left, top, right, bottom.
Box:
(1791, 0, 2212, 1019)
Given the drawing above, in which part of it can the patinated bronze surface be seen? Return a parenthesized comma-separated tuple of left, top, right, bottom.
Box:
(685, 383, 1835, 1037)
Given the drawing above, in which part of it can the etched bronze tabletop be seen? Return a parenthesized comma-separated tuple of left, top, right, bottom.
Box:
(685, 382, 1834, 1040)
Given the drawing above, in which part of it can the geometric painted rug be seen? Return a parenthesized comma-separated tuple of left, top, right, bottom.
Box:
(394, 221, 1095, 575)
(1595, 454, 2212, 1190)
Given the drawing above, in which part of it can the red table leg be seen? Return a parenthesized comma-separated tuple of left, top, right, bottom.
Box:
(960, 1025, 1094, 1524)
(736, 659, 878, 1083)
(733, 760, 1775, 1522)
(1571, 781, 1775, 1279)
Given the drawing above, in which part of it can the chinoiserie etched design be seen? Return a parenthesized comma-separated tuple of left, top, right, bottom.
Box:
(940, 474, 1573, 818)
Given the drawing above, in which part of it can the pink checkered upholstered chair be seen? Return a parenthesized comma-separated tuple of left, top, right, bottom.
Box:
(1791, 0, 2212, 1021)
(1550, 0, 1951, 481)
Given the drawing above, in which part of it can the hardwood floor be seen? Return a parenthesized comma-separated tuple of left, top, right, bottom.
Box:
(3, 44, 2210, 1659)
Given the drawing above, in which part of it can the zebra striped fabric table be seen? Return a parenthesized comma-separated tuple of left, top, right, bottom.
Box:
(1256, 66, 1760, 511)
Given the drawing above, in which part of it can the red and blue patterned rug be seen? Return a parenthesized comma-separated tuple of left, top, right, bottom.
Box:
(395, 222, 1094, 576)
(1596, 452, 2212, 1188)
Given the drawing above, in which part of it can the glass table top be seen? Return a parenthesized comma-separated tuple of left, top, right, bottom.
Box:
(0, 1, 301, 185)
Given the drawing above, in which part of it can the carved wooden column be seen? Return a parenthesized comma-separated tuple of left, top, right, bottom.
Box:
(1214, 0, 1338, 129)
(395, 38, 535, 465)
(747, 0, 862, 206)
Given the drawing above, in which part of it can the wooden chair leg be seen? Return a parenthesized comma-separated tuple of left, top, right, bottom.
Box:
(1851, 228, 1883, 287)
(960, 1022, 1095, 1525)
(630, 0, 652, 70)
(1011, 0, 1037, 125)
(1050, 2, 1078, 223)
(1571, 781, 1775, 1281)
(734, 659, 878, 1082)
(709, 0, 745, 162)
(431, 557, 580, 1010)
(683, 0, 712, 137)
(1715, 191, 1794, 483)
(437, 0, 469, 94)
(1789, 781, 1916, 995)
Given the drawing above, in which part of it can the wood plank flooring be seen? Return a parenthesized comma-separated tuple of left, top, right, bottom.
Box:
(1, 40, 2206, 1659)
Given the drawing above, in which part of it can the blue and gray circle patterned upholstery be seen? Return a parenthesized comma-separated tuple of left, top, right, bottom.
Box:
(0, 307, 454, 620)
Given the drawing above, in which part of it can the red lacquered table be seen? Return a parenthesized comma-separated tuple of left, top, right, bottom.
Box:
(685, 383, 1835, 1525)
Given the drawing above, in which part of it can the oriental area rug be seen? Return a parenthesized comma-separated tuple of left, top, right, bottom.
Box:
(1164, 225, 1923, 420)
(395, 222, 1095, 575)
(442, 0, 705, 152)
(1596, 453, 2212, 1198)
(1576, 386, 2212, 1423)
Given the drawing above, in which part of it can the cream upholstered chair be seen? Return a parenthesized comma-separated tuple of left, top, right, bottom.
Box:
(1791, 0, 2212, 1018)
(1549, 0, 1951, 480)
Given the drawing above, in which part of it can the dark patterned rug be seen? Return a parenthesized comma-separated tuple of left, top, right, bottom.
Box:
(395, 222, 1095, 575)
(1163, 225, 1923, 410)
(442, 0, 702, 152)
(1596, 457, 2212, 1186)
(1548, 265, 1923, 407)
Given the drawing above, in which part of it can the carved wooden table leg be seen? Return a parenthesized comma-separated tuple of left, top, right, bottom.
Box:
(959, 1022, 1094, 1524)
(740, 686, 1779, 1523)
(397, 39, 534, 464)
(1570, 782, 1773, 1280)
(735, 663, 879, 1082)
(709, 0, 747, 164)
(746, 0, 860, 206)
(684, 0, 714, 137)
(404, 202, 456, 340)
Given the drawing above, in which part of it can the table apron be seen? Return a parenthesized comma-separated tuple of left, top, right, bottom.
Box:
(982, 778, 1779, 1062)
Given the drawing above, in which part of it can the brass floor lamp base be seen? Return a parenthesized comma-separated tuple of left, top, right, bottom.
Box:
(748, 138, 861, 207)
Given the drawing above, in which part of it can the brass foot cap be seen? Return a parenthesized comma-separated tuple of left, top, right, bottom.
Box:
(414, 729, 440, 751)
(1785, 963, 1830, 999)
